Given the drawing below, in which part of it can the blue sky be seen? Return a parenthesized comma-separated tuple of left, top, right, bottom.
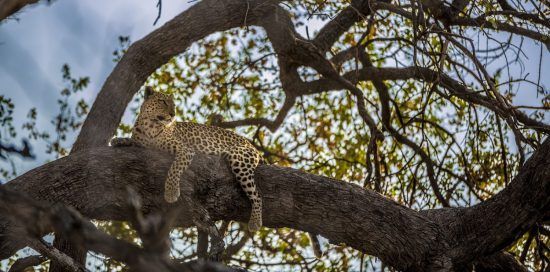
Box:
(1, 0, 193, 111)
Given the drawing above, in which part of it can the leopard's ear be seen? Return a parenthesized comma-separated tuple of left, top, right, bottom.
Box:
(144, 86, 155, 99)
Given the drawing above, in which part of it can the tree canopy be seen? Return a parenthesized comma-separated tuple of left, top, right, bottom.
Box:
(0, 0, 549, 271)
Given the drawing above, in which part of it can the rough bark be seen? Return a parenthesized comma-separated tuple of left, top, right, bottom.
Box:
(48, 239, 86, 272)
(1, 139, 548, 270)
(0, 146, 443, 271)
(7, 255, 47, 272)
(474, 252, 529, 272)
(0, 0, 39, 21)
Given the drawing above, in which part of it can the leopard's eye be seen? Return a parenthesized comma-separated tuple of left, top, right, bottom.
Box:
(157, 115, 165, 121)
(162, 100, 169, 106)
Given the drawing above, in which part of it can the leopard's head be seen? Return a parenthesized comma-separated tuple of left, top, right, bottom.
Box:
(139, 86, 176, 126)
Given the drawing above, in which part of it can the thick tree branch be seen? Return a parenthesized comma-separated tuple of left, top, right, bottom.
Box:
(214, 1, 379, 133)
(0, 0, 39, 21)
(1, 139, 549, 270)
(0, 146, 447, 271)
(258, 5, 383, 137)
(442, 138, 550, 263)
(25, 239, 84, 272)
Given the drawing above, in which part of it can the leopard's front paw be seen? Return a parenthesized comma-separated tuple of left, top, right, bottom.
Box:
(164, 189, 180, 203)
(110, 137, 141, 147)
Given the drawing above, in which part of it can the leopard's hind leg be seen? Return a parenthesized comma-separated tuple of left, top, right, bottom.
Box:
(226, 147, 262, 232)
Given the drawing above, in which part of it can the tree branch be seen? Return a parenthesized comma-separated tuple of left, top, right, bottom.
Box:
(313, 0, 373, 52)
(373, 2, 550, 50)
(25, 239, 85, 272)
(7, 255, 47, 272)
(0, 146, 447, 271)
(474, 252, 529, 272)
(218, 95, 296, 132)
(0, 140, 34, 160)
(443, 138, 550, 263)
(1, 140, 549, 270)
(0, 185, 237, 272)
(0, 0, 39, 21)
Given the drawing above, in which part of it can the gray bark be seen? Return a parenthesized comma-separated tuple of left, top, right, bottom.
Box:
(1, 138, 549, 270)
(0, 146, 441, 270)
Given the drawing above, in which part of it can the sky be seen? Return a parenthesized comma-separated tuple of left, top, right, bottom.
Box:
(0, 0, 193, 176)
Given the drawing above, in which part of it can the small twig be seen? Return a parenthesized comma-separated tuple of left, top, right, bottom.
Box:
(153, 0, 162, 25)
(519, 227, 536, 263)
(243, 0, 250, 31)
(0, 139, 34, 160)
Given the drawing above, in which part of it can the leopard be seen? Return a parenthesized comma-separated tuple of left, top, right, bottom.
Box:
(129, 87, 263, 232)
(117, 87, 324, 258)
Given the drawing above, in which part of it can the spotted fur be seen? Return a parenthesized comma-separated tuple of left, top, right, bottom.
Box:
(131, 87, 263, 232)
